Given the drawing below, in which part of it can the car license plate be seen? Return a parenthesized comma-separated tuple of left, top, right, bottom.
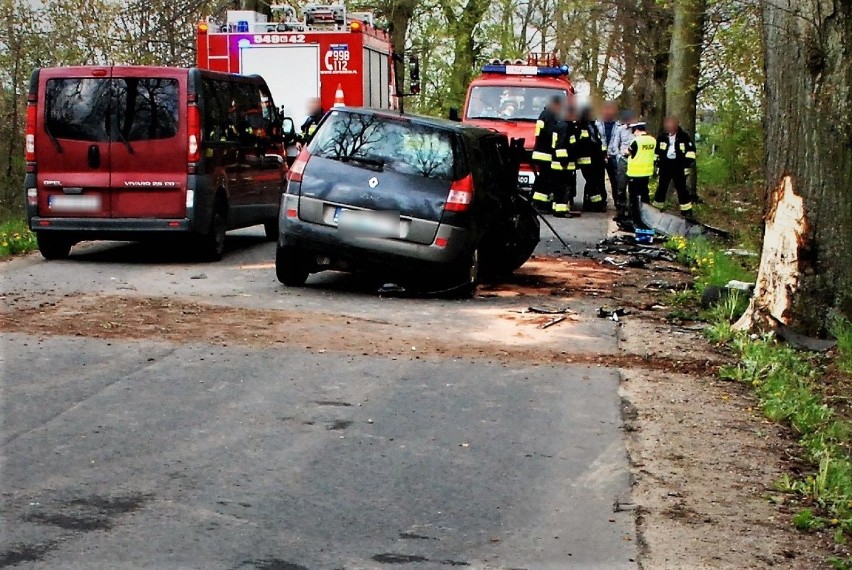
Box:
(48, 194, 101, 213)
(337, 209, 401, 238)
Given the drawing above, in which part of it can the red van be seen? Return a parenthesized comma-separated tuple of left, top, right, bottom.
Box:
(25, 66, 294, 260)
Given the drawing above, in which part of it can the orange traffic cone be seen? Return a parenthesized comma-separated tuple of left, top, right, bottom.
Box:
(333, 83, 345, 107)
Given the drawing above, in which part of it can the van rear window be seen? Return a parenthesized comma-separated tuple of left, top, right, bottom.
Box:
(46, 78, 111, 142)
(309, 111, 455, 180)
(45, 77, 179, 142)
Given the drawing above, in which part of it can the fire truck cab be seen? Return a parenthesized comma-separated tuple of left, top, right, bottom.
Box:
(462, 54, 574, 193)
(196, 4, 395, 129)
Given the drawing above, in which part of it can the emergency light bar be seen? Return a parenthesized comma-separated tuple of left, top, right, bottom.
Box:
(482, 63, 571, 77)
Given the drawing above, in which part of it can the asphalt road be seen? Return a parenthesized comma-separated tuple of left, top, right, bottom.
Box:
(0, 211, 638, 570)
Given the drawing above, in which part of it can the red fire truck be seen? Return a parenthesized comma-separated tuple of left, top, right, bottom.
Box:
(462, 53, 574, 193)
(196, 4, 395, 128)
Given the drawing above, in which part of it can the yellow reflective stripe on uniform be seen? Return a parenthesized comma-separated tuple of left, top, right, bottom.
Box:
(532, 192, 551, 202)
(569, 135, 576, 144)
(567, 162, 576, 170)
(552, 203, 569, 212)
(555, 149, 568, 158)
(601, 144, 608, 151)
(535, 120, 544, 136)
(680, 203, 694, 211)
(685, 151, 696, 159)
(577, 157, 592, 165)
(308, 124, 317, 135)
(531, 151, 552, 161)
(552, 132, 558, 148)
(551, 162, 564, 170)
(659, 142, 668, 150)
(652, 201, 666, 209)
(589, 194, 603, 203)
(580, 131, 590, 139)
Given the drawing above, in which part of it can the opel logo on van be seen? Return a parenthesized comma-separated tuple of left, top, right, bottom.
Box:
(368, 177, 379, 188)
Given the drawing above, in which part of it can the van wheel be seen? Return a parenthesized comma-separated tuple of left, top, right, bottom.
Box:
(275, 245, 310, 286)
(200, 203, 227, 261)
(36, 233, 72, 260)
(263, 219, 279, 241)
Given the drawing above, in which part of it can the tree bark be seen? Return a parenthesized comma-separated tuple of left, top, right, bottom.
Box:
(740, 0, 852, 332)
(665, 0, 705, 135)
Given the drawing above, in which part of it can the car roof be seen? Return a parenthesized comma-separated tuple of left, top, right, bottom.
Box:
(331, 107, 499, 139)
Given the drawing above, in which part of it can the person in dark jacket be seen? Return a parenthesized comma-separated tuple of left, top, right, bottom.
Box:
(300, 98, 325, 143)
(578, 108, 607, 212)
(531, 95, 565, 210)
(653, 116, 697, 218)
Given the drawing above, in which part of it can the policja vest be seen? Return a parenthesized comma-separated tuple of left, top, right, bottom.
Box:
(627, 134, 657, 178)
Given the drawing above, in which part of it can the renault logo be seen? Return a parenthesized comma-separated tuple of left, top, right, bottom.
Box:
(368, 177, 379, 188)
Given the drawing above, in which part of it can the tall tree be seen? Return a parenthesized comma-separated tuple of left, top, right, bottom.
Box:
(665, 0, 705, 135)
(736, 0, 852, 332)
(441, 0, 490, 110)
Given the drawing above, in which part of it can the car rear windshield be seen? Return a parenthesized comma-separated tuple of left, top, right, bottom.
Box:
(309, 111, 455, 180)
(45, 77, 179, 142)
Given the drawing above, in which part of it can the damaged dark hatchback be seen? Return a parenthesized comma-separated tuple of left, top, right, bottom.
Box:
(276, 108, 540, 296)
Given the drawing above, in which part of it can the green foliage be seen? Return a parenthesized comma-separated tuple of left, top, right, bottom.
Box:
(831, 316, 852, 375)
(665, 236, 754, 292)
(719, 333, 852, 539)
(0, 218, 37, 257)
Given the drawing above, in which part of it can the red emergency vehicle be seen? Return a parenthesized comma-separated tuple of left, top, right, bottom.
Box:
(196, 5, 395, 128)
(462, 53, 574, 193)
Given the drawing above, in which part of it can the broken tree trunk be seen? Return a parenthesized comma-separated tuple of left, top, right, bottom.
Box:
(734, 177, 807, 332)
(736, 0, 852, 333)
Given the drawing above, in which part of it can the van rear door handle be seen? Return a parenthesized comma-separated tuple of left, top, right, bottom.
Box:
(88, 145, 101, 169)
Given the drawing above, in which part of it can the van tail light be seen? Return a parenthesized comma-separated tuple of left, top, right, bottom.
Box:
(444, 173, 474, 212)
(187, 104, 201, 163)
(25, 103, 37, 163)
(287, 148, 311, 183)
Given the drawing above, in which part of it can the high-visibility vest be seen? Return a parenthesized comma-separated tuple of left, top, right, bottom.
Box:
(627, 134, 657, 177)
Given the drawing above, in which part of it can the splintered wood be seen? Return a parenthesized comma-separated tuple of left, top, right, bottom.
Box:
(735, 176, 808, 331)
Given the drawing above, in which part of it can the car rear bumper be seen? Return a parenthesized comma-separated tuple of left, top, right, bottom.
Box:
(29, 217, 192, 240)
(280, 215, 472, 273)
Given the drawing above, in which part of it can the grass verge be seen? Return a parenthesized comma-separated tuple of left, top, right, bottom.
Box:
(0, 217, 37, 258)
(671, 235, 852, 562)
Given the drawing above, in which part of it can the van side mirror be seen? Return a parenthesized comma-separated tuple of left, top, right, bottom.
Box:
(448, 108, 461, 122)
(409, 56, 420, 95)
(279, 117, 296, 143)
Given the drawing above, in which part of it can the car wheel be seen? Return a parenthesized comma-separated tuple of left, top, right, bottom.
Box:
(275, 245, 310, 286)
(452, 247, 479, 298)
(200, 201, 227, 261)
(263, 219, 279, 241)
(36, 233, 72, 260)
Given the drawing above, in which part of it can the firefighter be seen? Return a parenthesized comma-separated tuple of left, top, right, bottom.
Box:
(625, 122, 657, 230)
(551, 104, 580, 216)
(653, 115, 697, 219)
(578, 108, 607, 212)
(531, 95, 564, 210)
(300, 98, 325, 143)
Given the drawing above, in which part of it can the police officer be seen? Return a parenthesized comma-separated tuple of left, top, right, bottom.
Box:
(578, 108, 607, 212)
(551, 105, 579, 216)
(300, 98, 325, 144)
(531, 95, 564, 211)
(654, 116, 697, 218)
(626, 122, 657, 230)
(608, 110, 637, 224)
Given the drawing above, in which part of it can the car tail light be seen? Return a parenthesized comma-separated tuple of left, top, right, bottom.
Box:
(287, 148, 311, 182)
(25, 103, 37, 163)
(187, 105, 201, 163)
(444, 174, 474, 212)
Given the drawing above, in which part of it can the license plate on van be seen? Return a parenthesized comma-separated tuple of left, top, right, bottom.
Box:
(49, 194, 102, 213)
